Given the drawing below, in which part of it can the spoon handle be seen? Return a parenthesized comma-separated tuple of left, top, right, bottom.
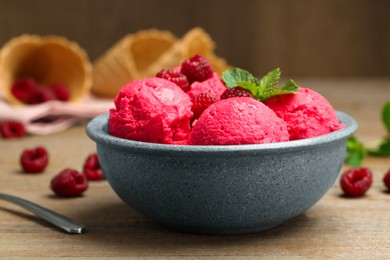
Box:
(0, 193, 85, 234)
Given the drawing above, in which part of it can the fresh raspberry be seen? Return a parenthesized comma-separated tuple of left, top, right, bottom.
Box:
(0, 121, 25, 139)
(340, 167, 373, 197)
(383, 168, 390, 191)
(20, 146, 49, 173)
(50, 83, 70, 101)
(51, 168, 89, 197)
(83, 153, 105, 181)
(220, 87, 254, 100)
(11, 78, 38, 103)
(191, 93, 217, 120)
(11, 78, 61, 104)
(180, 54, 213, 83)
(28, 87, 56, 104)
(156, 69, 190, 92)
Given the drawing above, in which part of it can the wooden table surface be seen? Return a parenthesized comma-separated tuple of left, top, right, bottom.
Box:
(1, 79, 390, 259)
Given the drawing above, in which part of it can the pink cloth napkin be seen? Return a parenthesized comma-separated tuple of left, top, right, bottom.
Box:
(0, 95, 113, 135)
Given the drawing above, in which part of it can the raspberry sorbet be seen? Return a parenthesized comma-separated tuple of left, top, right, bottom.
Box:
(265, 87, 343, 140)
(190, 97, 289, 145)
(109, 78, 193, 144)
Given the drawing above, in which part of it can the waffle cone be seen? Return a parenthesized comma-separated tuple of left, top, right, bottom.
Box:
(92, 29, 177, 97)
(92, 27, 230, 98)
(0, 35, 92, 106)
(180, 27, 230, 76)
(145, 27, 230, 77)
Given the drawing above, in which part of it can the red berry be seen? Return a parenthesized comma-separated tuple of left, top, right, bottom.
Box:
(50, 83, 70, 101)
(180, 54, 213, 83)
(340, 167, 373, 197)
(51, 168, 88, 197)
(28, 87, 56, 104)
(0, 121, 25, 139)
(156, 69, 190, 92)
(11, 78, 38, 103)
(220, 86, 254, 100)
(20, 146, 49, 173)
(83, 153, 105, 181)
(191, 93, 217, 120)
(383, 168, 390, 190)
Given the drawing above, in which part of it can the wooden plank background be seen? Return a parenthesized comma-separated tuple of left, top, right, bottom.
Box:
(0, 0, 389, 78)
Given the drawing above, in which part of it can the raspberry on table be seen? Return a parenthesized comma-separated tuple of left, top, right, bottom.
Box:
(191, 93, 217, 121)
(383, 168, 390, 191)
(220, 87, 254, 100)
(20, 146, 49, 173)
(51, 168, 89, 197)
(340, 167, 373, 197)
(0, 121, 25, 139)
(180, 54, 213, 83)
(83, 153, 105, 181)
(156, 69, 190, 92)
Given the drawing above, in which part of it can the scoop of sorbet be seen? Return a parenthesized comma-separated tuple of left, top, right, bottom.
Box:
(109, 78, 193, 144)
(190, 97, 289, 145)
(187, 72, 227, 100)
(264, 87, 343, 140)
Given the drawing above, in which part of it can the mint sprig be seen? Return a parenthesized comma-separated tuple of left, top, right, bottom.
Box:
(368, 139, 390, 156)
(345, 136, 366, 166)
(222, 68, 298, 101)
(382, 102, 390, 133)
(367, 101, 390, 156)
(345, 101, 390, 166)
(222, 68, 258, 88)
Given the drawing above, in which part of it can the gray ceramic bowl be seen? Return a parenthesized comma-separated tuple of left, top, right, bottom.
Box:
(86, 111, 357, 235)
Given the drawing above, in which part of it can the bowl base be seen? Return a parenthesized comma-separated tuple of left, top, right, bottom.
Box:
(157, 221, 284, 236)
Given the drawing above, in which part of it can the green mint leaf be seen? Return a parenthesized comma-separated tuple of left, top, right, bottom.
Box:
(259, 68, 281, 89)
(236, 81, 259, 97)
(367, 138, 390, 156)
(345, 136, 366, 166)
(221, 67, 298, 101)
(257, 79, 299, 101)
(279, 79, 299, 92)
(382, 101, 390, 133)
(222, 68, 258, 88)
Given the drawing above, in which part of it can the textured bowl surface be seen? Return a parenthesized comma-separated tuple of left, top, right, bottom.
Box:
(86, 112, 357, 235)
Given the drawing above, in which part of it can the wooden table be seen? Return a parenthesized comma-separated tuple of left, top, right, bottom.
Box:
(1, 79, 390, 258)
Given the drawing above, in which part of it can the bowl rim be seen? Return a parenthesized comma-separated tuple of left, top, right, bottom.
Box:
(86, 111, 357, 155)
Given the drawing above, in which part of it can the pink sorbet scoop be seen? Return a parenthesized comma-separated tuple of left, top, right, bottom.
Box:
(264, 87, 343, 140)
(109, 78, 193, 144)
(190, 97, 289, 145)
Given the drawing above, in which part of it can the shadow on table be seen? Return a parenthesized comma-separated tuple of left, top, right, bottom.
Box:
(0, 205, 57, 231)
(75, 199, 319, 253)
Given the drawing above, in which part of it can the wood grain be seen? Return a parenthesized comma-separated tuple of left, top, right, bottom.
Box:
(0, 79, 390, 258)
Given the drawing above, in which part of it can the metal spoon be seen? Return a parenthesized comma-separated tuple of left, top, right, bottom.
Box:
(0, 193, 85, 234)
